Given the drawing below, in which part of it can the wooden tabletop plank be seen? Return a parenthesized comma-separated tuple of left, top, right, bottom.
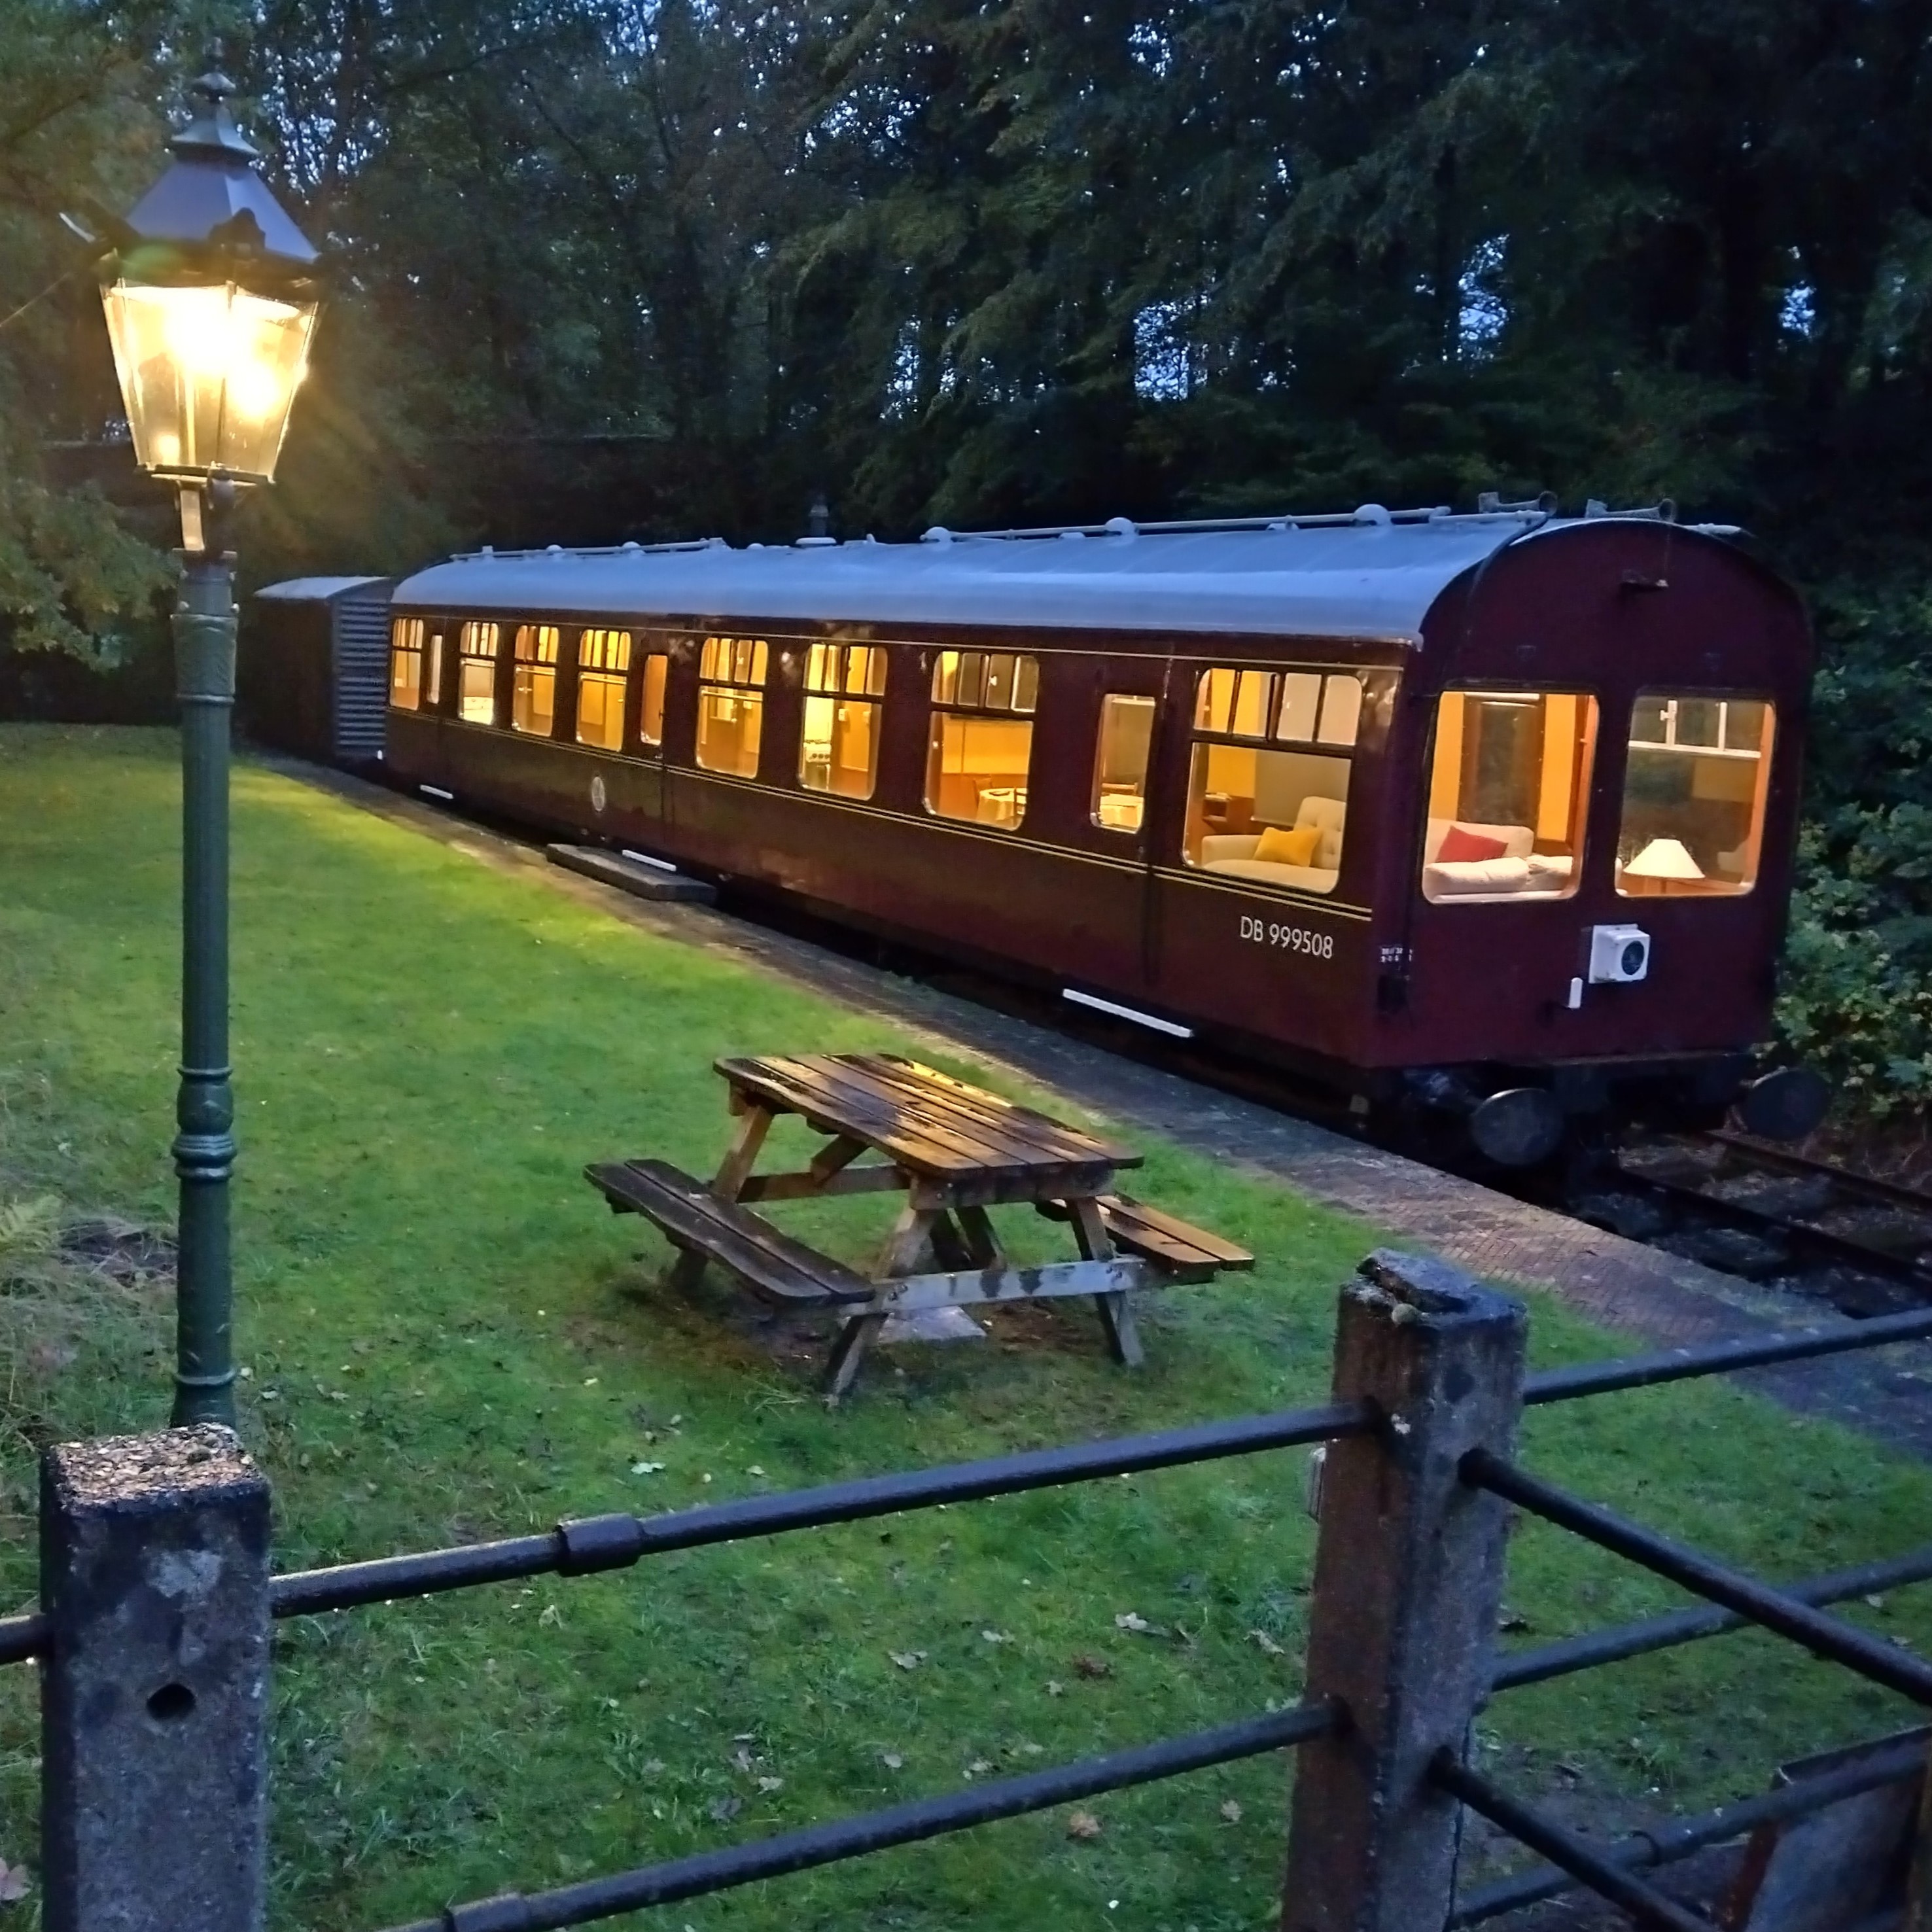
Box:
(816, 1054, 1136, 1177)
(716, 1056, 1002, 1177)
(781, 1056, 1048, 1172)
(714, 1053, 1140, 1184)
(748, 1056, 1039, 1178)
(856, 1053, 1140, 1167)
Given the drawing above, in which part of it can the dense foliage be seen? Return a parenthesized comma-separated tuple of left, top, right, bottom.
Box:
(3, 0, 1930, 1108)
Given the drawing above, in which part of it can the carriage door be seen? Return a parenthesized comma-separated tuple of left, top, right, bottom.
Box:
(1068, 656, 1169, 989)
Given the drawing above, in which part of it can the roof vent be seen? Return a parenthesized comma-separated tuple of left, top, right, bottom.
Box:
(622, 540, 641, 552)
(481, 544, 494, 557)
(1059, 528, 1087, 541)
(1353, 502, 1393, 525)
(1104, 516, 1138, 540)
(921, 526, 954, 545)
(1585, 499, 1609, 519)
(546, 544, 563, 556)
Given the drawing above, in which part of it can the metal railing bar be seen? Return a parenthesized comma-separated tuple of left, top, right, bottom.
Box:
(1464, 1449, 1932, 1707)
(375, 1700, 1338, 1932)
(1522, 1307, 1932, 1406)
(0, 1610, 49, 1665)
(271, 1399, 1373, 1620)
(1449, 1727, 1927, 1924)
(272, 1531, 563, 1619)
(1492, 1543, 1932, 1691)
(1432, 1751, 1709, 1932)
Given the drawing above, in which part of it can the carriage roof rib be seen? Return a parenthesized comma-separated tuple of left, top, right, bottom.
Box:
(390, 510, 1717, 642)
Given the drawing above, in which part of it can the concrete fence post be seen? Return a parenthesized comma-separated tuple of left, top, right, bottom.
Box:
(1281, 1250, 1528, 1932)
(41, 1424, 272, 1932)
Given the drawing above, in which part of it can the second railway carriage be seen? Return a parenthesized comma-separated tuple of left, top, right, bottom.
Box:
(378, 504, 1817, 1163)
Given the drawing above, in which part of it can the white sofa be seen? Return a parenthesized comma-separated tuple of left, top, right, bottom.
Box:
(1422, 817, 1573, 900)
(1200, 797, 1344, 893)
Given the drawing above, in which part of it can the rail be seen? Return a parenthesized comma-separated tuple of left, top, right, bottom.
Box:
(9, 1248, 1931, 1932)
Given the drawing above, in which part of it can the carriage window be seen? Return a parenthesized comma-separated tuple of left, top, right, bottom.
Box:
(801, 642, 887, 799)
(1617, 694, 1774, 897)
(457, 621, 500, 725)
(574, 629, 631, 750)
(1185, 667, 1359, 892)
(1093, 694, 1155, 831)
(389, 617, 425, 711)
(926, 650, 1038, 827)
(511, 624, 559, 735)
(637, 652, 668, 746)
(697, 635, 769, 777)
(1421, 690, 1598, 902)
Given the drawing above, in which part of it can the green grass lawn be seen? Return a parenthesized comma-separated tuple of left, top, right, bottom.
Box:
(1, 724, 1928, 1931)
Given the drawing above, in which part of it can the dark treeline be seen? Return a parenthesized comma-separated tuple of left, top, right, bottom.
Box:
(4, 0, 1932, 1108)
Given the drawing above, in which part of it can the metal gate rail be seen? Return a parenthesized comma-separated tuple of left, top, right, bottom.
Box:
(10, 1252, 1932, 1932)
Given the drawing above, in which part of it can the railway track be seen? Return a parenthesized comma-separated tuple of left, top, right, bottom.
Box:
(1592, 1132, 1932, 1319)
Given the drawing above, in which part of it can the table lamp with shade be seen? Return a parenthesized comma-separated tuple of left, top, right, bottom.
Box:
(1622, 836, 1705, 894)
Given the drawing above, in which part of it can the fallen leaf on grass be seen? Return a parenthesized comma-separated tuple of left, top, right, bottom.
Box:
(980, 1629, 1011, 1644)
(890, 1650, 927, 1670)
(882, 1752, 904, 1770)
(0, 1862, 28, 1903)
(631, 1462, 666, 1475)
(756, 1776, 784, 1793)
(1045, 1679, 1066, 1696)
(1114, 1611, 1153, 1634)
(1247, 1628, 1286, 1657)
(1073, 1654, 1111, 1679)
(964, 1759, 994, 1778)
(1220, 1799, 1243, 1823)
(730, 1746, 755, 1772)
(1066, 1810, 1103, 1840)
(708, 1797, 743, 1824)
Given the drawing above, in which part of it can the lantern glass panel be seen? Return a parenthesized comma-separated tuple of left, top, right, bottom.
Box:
(101, 279, 317, 483)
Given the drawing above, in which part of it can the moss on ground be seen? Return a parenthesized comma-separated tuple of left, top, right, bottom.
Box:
(0, 724, 1926, 1930)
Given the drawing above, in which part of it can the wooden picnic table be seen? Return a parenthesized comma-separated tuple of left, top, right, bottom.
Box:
(586, 1051, 1252, 1396)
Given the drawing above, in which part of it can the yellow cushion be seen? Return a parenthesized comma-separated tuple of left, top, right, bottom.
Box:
(1255, 823, 1320, 867)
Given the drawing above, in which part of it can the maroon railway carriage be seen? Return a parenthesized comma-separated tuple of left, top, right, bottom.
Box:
(375, 504, 1816, 1165)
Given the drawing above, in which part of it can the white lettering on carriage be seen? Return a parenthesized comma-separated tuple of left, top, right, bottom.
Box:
(1239, 914, 1334, 960)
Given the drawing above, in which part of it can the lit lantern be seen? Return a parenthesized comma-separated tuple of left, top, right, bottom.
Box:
(97, 72, 320, 503)
(79, 71, 325, 1430)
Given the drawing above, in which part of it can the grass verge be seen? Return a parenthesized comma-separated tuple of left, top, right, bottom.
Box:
(1, 724, 1928, 1931)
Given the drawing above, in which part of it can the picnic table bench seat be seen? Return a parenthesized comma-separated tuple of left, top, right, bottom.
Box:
(586, 1157, 875, 1307)
(1038, 1194, 1256, 1282)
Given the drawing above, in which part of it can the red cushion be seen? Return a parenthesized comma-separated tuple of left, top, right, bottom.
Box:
(1437, 824, 1510, 863)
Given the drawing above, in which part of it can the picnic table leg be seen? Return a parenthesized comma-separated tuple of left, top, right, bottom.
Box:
(955, 1204, 1006, 1269)
(824, 1314, 887, 1400)
(824, 1204, 938, 1401)
(669, 1104, 775, 1291)
(1071, 1198, 1143, 1367)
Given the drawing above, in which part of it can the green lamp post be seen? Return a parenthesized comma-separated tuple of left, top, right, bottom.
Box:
(94, 73, 322, 1425)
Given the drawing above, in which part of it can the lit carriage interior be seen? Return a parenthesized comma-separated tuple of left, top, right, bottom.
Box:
(273, 501, 1816, 1162)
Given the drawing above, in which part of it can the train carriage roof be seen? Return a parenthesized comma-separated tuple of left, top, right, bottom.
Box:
(393, 509, 1736, 642)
